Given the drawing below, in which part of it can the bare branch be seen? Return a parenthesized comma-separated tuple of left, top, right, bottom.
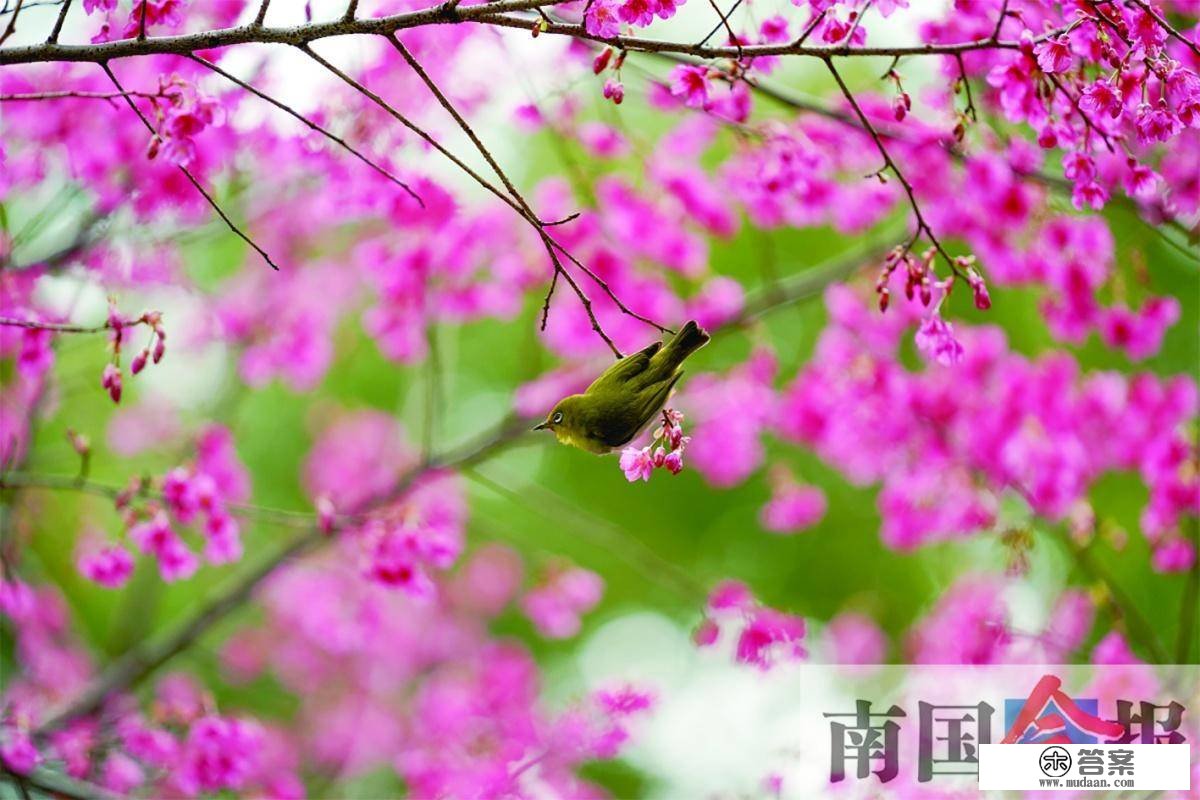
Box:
(253, 0, 271, 27)
(386, 35, 643, 355)
(697, 0, 741, 59)
(697, 0, 741, 49)
(46, 0, 70, 44)
(0, 88, 162, 101)
(187, 53, 423, 206)
(343, 0, 359, 22)
(0, 0, 566, 65)
(823, 58, 961, 275)
(990, 0, 1009, 43)
(0, 0, 24, 47)
(100, 62, 282, 271)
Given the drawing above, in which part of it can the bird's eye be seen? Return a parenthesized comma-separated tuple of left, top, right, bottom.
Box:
(552, 412, 563, 424)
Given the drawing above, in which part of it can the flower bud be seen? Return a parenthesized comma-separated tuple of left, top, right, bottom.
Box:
(317, 497, 336, 536)
(131, 349, 148, 375)
(101, 364, 122, 404)
(593, 48, 612, 75)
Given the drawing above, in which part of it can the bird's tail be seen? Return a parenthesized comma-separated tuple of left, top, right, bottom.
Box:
(659, 319, 710, 370)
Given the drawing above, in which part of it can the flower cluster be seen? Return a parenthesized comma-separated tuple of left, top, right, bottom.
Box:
(520, 563, 605, 638)
(619, 408, 690, 481)
(77, 426, 251, 587)
(695, 580, 807, 669)
(149, 75, 226, 168)
(101, 304, 167, 404)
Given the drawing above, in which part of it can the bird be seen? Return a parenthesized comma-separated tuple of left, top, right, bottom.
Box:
(533, 320, 710, 454)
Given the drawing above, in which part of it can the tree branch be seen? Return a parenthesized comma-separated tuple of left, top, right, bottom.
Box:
(186, 53, 423, 206)
(100, 62, 282, 271)
(823, 57, 961, 276)
(0, 0, 566, 64)
(0, 0, 23, 47)
(45, 0, 70, 44)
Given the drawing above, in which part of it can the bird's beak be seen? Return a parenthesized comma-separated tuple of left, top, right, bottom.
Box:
(532, 421, 550, 431)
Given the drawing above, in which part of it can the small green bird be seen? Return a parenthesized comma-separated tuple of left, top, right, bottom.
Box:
(533, 320, 711, 454)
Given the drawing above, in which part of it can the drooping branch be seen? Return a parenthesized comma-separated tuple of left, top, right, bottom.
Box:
(385, 35, 672, 355)
(0, 0, 23, 47)
(823, 58, 962, 276)
(302, 39, 661, 357)
(100, 62, 282, 271)
(45, 0, 69, 44)
(186, 53, 423, 206)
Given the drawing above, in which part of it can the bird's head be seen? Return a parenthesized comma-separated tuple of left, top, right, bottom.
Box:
(533, 395, 586, 447)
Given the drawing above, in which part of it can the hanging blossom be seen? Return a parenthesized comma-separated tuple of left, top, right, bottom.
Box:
(619, 408, 690, 482)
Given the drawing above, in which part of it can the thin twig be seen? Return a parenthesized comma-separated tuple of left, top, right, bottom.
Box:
(696, 0, 741, 49)
(0, 471, 320, 529)
(343, 0, 359, 22)
(990, 0, 1009, 42)
(187, 53, 423, 206)
(794, 9, 827, 47)
(101, 62, 282, 271)
(0, 89, 163, 101)
(386, 35, 640, 355)
(0, 0, 24, 47)
(253, 0, 271, 26)
(955, 52, 976, 122)
(464, 11, 1083, 62)
(31, 417, 531, 736)
(697, 0, 741, 59)
(1046, 71, 1118, 154)
(46, 0, 71, 44)
(823, 57, 961, 275)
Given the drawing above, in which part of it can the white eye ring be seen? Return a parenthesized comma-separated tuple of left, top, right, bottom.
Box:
(552, 412, 563, 424)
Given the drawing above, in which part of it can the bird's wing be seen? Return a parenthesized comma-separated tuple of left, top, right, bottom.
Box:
(585, 341, 662, 393)
(589, 372, 682, 448)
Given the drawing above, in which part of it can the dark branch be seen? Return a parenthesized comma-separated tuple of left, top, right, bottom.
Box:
(45, 0, 70, 44)
(101, 62, 282, 271)
(187, 53, 423, 206)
